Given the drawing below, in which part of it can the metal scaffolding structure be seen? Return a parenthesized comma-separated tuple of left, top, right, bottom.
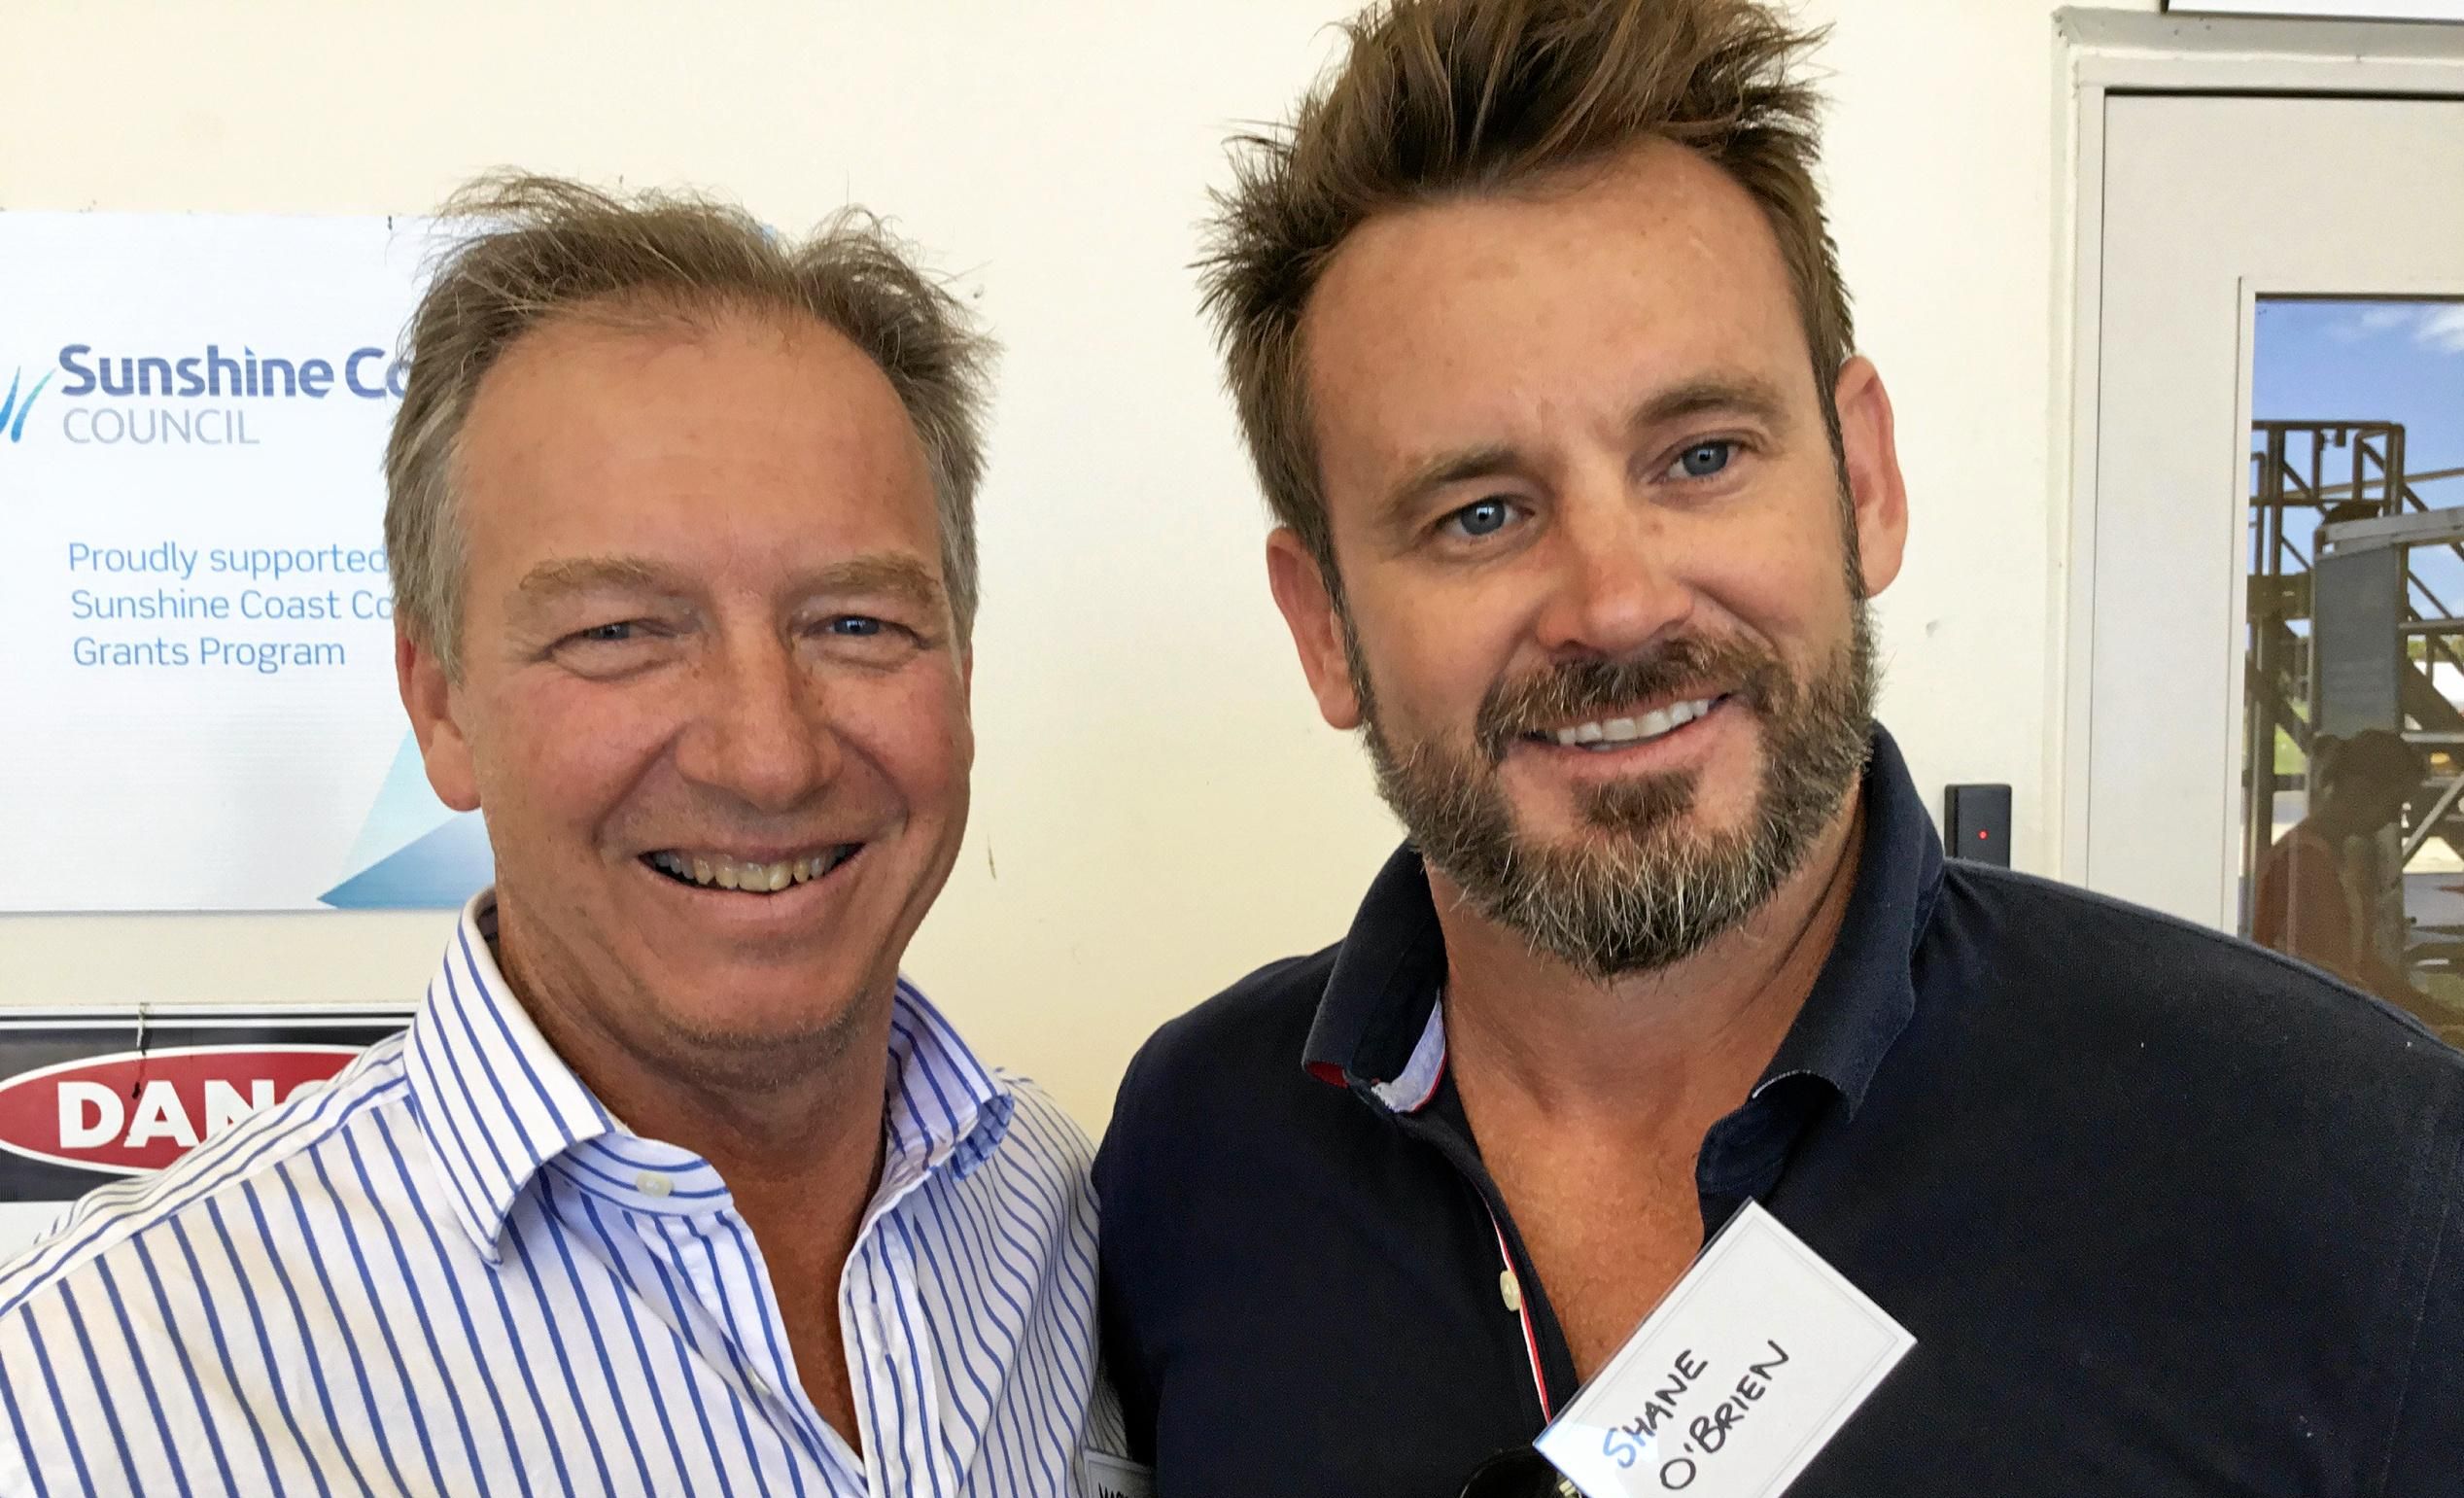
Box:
(2242, 420, 2464, 940)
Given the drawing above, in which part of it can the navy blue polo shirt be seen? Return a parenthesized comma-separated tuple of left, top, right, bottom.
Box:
(1095, 729, 2464, 1497)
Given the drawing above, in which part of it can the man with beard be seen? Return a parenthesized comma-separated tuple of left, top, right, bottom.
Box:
(1093, 2, 2464, 1495)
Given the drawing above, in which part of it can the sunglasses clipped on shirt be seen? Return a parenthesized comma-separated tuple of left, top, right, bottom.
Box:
(1456, 1445, 1581, 1498)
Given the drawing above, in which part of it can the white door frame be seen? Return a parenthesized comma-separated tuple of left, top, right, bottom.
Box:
(2052, 8, 2464, 886)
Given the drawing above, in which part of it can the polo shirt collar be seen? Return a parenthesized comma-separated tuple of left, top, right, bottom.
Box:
(1302, 843, 1450, 1093)
(1301, 725, 1944, 1118)
(1757, 727, 1942, 1114)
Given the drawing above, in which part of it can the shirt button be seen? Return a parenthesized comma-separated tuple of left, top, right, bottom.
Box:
(636, 1171, 673, 1198)
(746, 1374, 773, 1400)
(1500, 1269, 1524, 1313)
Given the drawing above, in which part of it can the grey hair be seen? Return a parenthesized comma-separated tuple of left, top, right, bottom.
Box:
(384, 171, 995, 676)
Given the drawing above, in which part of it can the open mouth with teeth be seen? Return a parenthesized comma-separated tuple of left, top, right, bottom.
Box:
(1530, 694, 1728, 753)
(642, 845, 861, 894)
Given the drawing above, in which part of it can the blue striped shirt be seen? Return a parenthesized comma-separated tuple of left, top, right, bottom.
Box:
(0, 893, 1122, 1496)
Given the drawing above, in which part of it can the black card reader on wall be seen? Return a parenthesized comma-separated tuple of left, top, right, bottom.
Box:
(1944, 784, 2011, 868)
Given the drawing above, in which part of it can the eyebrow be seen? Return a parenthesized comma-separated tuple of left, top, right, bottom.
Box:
(514, 555, 671, 603)
(1372, 373, 1800, 537)
(792, 554, 946, 612)
(1375, 443, 1530, 538)
(512, 552, 945, 611)
(1625, 374, 1795, 435)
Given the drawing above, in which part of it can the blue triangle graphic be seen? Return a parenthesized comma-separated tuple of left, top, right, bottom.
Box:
(319, 812, 493, 909)
(339, 731, 462, 882)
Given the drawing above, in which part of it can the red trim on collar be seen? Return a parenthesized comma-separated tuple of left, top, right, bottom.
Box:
(1490, 1211, 1552, 1421)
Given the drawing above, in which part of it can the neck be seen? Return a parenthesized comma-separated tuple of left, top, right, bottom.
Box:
(1436, 794, 1865, 1131)
(592, 1040, 891, 1254)
(486, 909, 896, 1447)
(2310, 803, 2373, 840)
(490, 915, 892, 1264)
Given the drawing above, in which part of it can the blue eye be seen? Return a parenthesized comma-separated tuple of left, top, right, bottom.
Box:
(576, 621, 637, 644)
(1448, 499, 1516, 539)
(827, 616, 884, 637)
(1673, 441, 1736, 479)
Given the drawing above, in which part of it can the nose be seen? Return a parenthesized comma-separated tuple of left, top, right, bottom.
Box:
(674, 627, 841, 814)
(1530, 480, 1693, 660)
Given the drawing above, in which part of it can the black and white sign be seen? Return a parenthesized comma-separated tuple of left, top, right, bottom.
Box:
(0, 1007, 411, 1260)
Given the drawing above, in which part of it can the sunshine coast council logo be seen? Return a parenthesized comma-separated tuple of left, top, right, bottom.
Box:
(0, 365, 51, 444)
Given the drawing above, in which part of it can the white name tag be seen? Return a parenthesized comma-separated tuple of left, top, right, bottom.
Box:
(1533, 1201, 1913, 1498)
(1080, 1450, 1155, 1498)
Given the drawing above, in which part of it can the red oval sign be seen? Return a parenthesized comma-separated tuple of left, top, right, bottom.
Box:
(0, 1045, 364, 1175)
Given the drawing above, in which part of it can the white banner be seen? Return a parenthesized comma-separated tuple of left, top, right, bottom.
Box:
(0, 212, 489, 912)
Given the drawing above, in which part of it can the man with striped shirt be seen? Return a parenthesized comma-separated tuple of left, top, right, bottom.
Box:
(0, 175, 1124, 1496)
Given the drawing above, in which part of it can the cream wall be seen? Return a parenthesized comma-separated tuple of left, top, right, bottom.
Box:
(0, 1, 2152, 1128)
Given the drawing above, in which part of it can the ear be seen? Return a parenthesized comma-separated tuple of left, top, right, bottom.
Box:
(1265, 528, 1364, 732)
(1832, 356, 1910, 598)
(397, 627, 481, 813)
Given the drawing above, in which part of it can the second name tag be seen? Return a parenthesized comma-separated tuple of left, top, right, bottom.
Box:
(1532, 1200, 1913, 1498)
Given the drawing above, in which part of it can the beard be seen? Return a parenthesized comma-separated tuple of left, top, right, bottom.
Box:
(1353, 605, 1879, 982)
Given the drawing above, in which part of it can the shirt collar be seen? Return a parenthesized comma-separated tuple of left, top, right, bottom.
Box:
(1301, 841, 1452, 1096)
(404, 892, 617, 1260)
(1301, 725, 1944, 1119)
(880, 979, 1017, 1191)
(1753, 725, 1941, 1114)
(405, 890, 1016, 1259)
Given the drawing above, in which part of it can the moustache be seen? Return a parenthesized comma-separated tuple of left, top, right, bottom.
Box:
(1472, 636, 1789, 764)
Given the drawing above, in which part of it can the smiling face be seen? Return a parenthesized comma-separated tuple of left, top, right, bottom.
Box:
(1269, 139, 1907, 978)
(399, 307, 971, 1085)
